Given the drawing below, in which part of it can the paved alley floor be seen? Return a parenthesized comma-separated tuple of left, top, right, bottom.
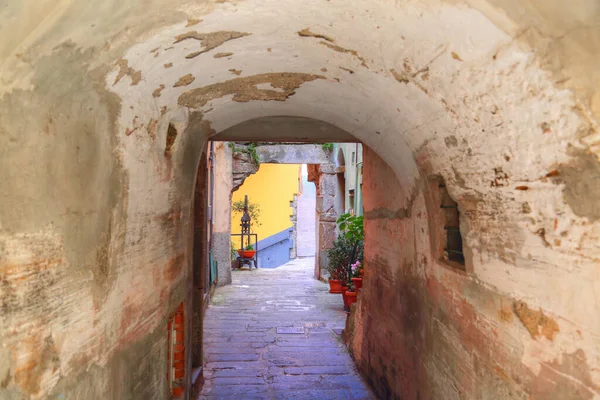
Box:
(199, 257, 375, 400)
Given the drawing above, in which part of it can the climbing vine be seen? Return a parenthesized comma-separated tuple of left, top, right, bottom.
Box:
(228, 142, 260, 164)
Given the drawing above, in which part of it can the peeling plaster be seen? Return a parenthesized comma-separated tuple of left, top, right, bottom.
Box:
(173, 73, 195, 87)
(514, 301, 560, 341)
(152, 84, 165, 97)
(185, 19, 202, 27)
(173, 30, 250, 58)
(177, 72, 325, 108)
(113, 58, 142, 86)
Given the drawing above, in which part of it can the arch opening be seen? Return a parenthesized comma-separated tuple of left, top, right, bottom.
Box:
(1, 1, 599, 399)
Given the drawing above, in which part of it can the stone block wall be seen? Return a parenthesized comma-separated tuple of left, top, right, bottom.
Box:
(307, 164, 339, 279)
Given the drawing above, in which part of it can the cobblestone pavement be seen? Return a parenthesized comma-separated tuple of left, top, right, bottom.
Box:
(199, 257, 375, 399)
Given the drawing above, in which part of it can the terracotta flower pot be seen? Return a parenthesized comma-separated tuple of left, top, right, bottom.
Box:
(346, 290, 358, 307)
(341, 286, 349, 308)
(329, 279, 343, 293)
(237, 249, 256, 258)
(351, 277, 363, 291)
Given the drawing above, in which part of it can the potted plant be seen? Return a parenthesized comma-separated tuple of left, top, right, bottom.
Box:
(326, 237, 353, 293)
(231, 242, 237, 269)
(350, 260, 363, 291)
(232, 197, 261, 258)
(327, 271, 344, 293)
(341, 243, 359, 312)
(341, 284, 350, 311)
(328, 213, 364, 310)
(237, 243, 256, 258)
(345, 283, 358, 308)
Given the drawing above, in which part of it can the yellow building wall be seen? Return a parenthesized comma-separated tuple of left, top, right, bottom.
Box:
(231, 164, 300, 245)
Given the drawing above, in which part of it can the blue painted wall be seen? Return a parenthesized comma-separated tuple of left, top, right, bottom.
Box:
(256, 227, 293, 269)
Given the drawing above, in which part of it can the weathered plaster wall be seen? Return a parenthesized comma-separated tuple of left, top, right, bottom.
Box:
(212, 142, 233, 286)
(346, 146, 600, 399)
(1, 0, 599, 398)
(0, 99, 207, 399)
(334, 143, 364, 216)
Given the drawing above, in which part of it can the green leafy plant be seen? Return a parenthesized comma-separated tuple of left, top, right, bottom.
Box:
(245, 244, 254, 250)
(325, 213, 364, 284)
(246, 143, 259, 164)
(228, 142, 260, 164)
(322, 143, 334, 151)
(337, 213, 364, 243)
(231, 242, 237, 259)
(326, 236, 363, 284)
(232, 199, 262, 232)
(326, 236, 354, 281)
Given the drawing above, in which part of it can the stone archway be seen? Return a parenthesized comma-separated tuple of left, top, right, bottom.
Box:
(216, 142, 355, 281)
(1, 1, 599, 399)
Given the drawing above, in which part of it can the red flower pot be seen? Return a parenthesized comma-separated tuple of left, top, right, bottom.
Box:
(351, 277, 363, 291)
(346, 290, 358, 307)
(341, 286, 349, 308)
(329, 279, 343, 293)
(237, 250, 256, 258)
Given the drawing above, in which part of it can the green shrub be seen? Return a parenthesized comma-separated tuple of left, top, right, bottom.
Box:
(326, 213, 364, 284)
(337, 213, 364, 243)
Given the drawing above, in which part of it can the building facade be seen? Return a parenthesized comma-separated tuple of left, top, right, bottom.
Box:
(230, 163, 301, 269)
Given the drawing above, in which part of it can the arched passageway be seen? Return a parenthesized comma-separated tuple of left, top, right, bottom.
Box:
(1, 1, 599, 399)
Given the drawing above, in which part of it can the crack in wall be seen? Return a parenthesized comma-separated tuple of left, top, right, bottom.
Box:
(297, 28, 334, 42)
(319, 41, 368, 68)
